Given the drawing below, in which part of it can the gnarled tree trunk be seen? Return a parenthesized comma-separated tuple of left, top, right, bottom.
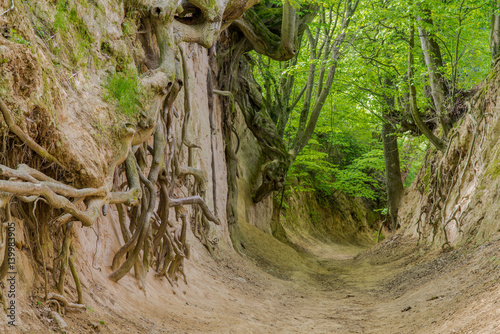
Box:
(417, 8, 452, 137)
(381, 121, 404, 230)
(382, 78, 404, 230)
(409, 22, 447, 152)
(490, 1, 500, 64)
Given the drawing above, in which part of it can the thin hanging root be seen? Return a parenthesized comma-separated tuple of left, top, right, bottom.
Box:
(152, 182, 170, 251)
(198, 215, 215, 257)
(170, 196, 220, 225)
(456, 204, 471, 233)
(134, 261, 146, 291)
(0, 198, 12, 280)
(213, 90, 235, 113)
(111, 214, 142, 271)
(376, 217, 388, 243)
(116, 203, 131, 243)
(143, 230, 152, 271)
(148, 118, 166, 184)
(167, 211, 190, 283)
(206, 66, 218, 216)
(179, 263, 187, 284)
(68, 243, 83, 304)
(32, 199, 49, 301)
(179, 46, 193, 147)
(157, 233, 174, 280)
(64, 287, 74, 299)
(109, 168, 155, 282)
(0, 201, 9, 312)
(54, 222, 73, 295)
(0, 99, 65, 168)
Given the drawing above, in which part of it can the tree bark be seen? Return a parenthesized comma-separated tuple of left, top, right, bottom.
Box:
(216, 38, 247, 251)
(225, 0, 359, 203)
(381, 77, 404, 230)
(490, 1, 500, 64)
(234, 56, 290, 202)
(381, 121, 404, 230)
(232, 2, 314, 61)
(409, 22, 447, 152)
(416, 8, 452, 136)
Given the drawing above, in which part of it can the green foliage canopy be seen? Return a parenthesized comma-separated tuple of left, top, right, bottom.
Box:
(253, 0, 493, 201)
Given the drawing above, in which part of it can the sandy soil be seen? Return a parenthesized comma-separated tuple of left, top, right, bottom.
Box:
(5, 221, 500, 333)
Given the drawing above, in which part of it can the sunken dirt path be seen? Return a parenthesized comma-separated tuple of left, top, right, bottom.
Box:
(12, 221, 500, 333)
(175, 222, 500, 334)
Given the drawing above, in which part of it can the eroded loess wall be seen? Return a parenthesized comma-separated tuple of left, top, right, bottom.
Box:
(0, 0, 245, 330)
(281, 189, 378, 250)
(399, 64, 500, 249)
(233, 103, 274, 233)
(0, 0, 273, 306)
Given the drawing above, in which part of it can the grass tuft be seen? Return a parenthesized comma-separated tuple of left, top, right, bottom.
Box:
(103, 67, 143, 116)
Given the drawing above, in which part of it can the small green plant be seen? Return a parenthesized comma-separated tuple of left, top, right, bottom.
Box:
(375, 207, 388, 216)
(91, 120, 107, 143)
(309, 210, 321, 226)
(11, 29, 31, 46)
(103, 67, 143, 116)
(53, 0, 93, 63)
(122, 17, 137, 38)
(54, 0, 70, 30)
(373, 230, 385, 242)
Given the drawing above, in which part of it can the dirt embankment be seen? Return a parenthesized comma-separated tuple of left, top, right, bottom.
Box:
(399, 64, 500, 250)
(6, 216, 500, 333)
(281, 188, 379, 248)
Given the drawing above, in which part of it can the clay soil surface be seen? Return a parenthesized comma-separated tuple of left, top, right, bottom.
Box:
(7, 222, 500, 333)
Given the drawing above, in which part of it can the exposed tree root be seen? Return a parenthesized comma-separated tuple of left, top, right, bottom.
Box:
(46, 292, 86, 313)
(416, 106, 488, 247)
(0, 199, 12, 281)
(68, 243, 83, 304)
(0, 99, 65, 169)
(53, 222, 73, 295)
(32, 198, 49, 301)
(170, 196, 220, 225)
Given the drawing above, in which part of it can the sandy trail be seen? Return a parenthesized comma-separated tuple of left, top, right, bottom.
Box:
(191, 222, 500, 334)
(10, 221, 500, 333)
